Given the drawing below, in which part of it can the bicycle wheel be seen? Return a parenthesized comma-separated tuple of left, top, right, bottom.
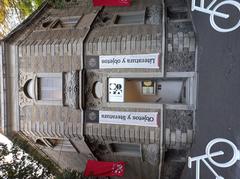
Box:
(209, 0, 240, 33)
(205, 138, 240, 168)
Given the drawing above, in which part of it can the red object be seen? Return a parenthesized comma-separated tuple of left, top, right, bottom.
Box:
(93, 0, 131, 6)
(84, 160, 125, 177)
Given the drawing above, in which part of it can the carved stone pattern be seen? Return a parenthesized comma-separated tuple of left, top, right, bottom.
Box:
(85, 138, 110, 157)
(142, 144, 160, 165)
(85, 71, 103, 108)
(19, 71, 34, 107)
(19, 92, 33, 108)
(63, 71, 79, 109)
(19, 71, 33, 87)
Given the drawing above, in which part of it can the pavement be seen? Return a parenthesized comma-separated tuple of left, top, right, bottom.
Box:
(181, 0, 240, 179)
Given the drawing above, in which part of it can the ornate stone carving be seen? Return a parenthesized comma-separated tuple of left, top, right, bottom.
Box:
(19, 71, 33, 87)
(63, 71, 79, 109)
(19, 71, 34, 107)
(85, 71, 103, 108)
(142, 144, 160, 165)
(19, 92, 33, 108)
(85, 138, 110, 157)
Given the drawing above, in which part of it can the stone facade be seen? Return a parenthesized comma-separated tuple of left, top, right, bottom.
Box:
(0, 0, 197, 178)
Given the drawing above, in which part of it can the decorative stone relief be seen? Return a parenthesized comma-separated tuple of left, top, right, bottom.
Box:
(19, 71, 34, 87)
(142, 144, 160, 165)
(19, 71, 35, 107)
(85, 71, 103, 108)
(85, 138, 110, 157)
(146, 5, 162, 25)
(19, 92, 33, 108)
(63, 71, 79, 109)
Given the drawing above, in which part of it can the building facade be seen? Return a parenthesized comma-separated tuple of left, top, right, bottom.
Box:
(0, 0, 197, 178)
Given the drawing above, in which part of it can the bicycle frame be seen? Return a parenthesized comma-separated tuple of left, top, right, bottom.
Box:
(191, 0, 229, 18)
(188, 151, 224, 179)
(188, 138, 240, 179)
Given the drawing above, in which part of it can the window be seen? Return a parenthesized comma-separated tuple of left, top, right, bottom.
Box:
(38, 77, 62, 101)
(61, 17, 80, 28)
(22, 73, 63, 105)
(51, 19, 62, 29)
(42, 20, 53, 28)
(23, 79, 35, 99)
(51, 16, 81, 29)
(41, 16, 81, 29)
(109, 143, 141, 156)
(114, 11, 145, 25)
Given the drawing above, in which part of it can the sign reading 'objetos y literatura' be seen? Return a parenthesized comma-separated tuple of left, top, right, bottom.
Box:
(99, 111, 159, 127)
(99, 53, 160, 69)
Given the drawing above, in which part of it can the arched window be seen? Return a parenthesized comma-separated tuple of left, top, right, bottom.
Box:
(23, 79, 35, 99)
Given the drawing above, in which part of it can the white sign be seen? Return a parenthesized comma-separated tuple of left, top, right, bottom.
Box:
(99, 53, 160, 69)
(99, 111, 159, 127)
(191, 0, 240, 32)
(108, 78, 124, 102)
(188, 138, 240, 179)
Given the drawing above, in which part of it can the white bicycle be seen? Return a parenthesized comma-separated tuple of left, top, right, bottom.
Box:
(191, 0, 240, 32)
(188, 138, 240, 179)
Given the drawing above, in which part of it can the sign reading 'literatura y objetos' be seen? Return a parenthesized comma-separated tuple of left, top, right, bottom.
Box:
(99, 53, 160, 69)
(99, 111, 159, 127)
